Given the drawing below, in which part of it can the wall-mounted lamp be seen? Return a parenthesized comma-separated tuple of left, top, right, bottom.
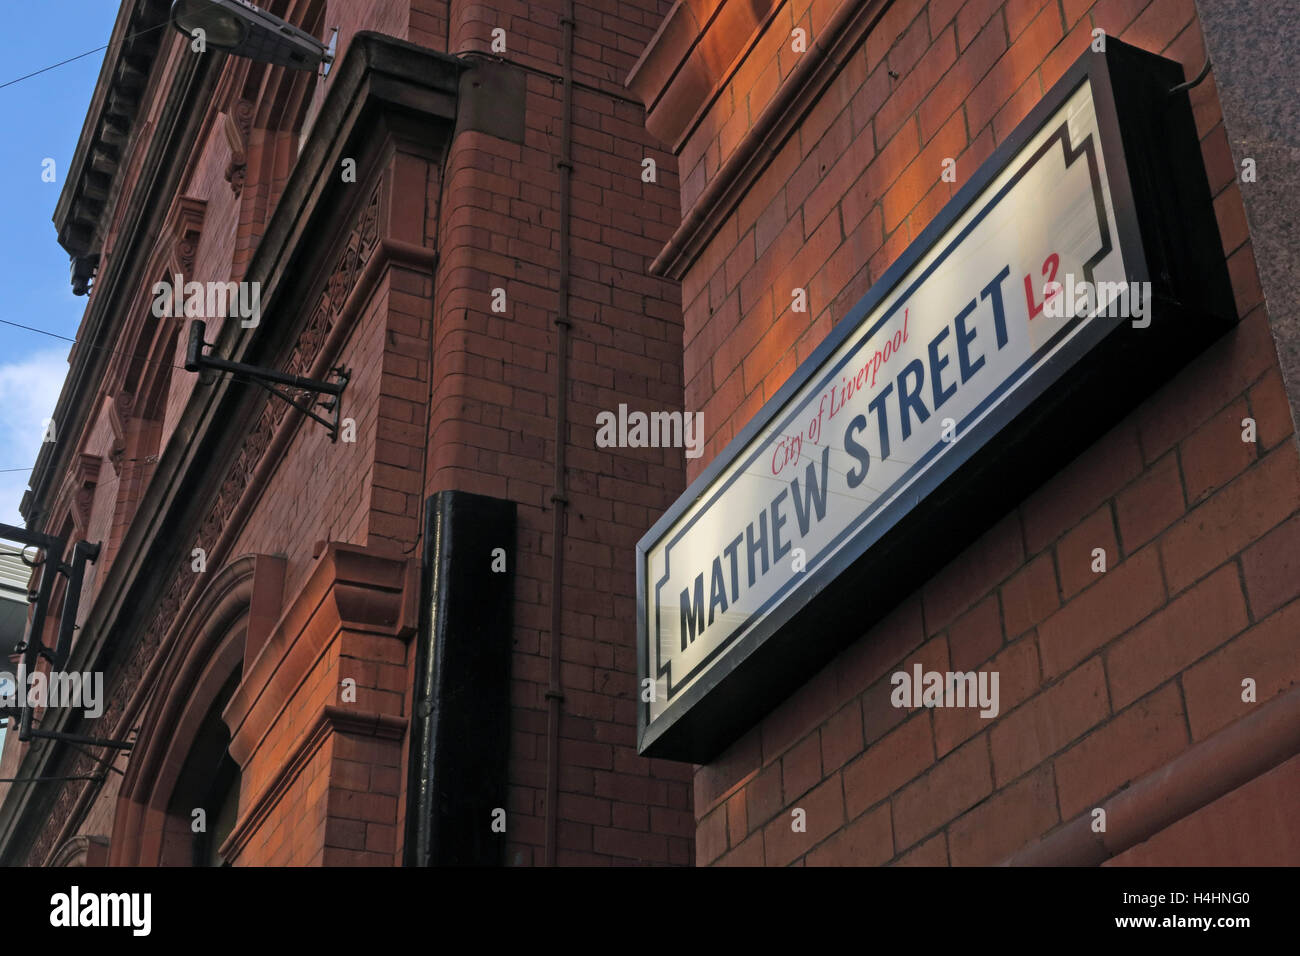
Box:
(170, 0, 334, 72)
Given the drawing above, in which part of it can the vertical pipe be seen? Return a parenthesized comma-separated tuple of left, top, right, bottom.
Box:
(543, 0, 576, 867)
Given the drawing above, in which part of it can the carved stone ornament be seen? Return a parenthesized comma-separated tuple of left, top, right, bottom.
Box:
(223, 99, 254, 198)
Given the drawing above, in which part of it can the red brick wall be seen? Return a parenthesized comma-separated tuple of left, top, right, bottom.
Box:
(429, 3, 692, 857)
(668, 0, 1300, 865)
(12, 0, 694, 867)
(225, 548, 414, 867)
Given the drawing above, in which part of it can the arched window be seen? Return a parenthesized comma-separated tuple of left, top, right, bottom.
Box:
(110, 555, 283, 867)
(163, 667, 242, 867)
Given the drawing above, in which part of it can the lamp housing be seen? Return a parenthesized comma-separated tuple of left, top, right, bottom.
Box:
(170, 0, 331, 71)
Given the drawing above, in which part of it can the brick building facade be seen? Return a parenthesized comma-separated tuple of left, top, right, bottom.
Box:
(0, 0, 693, 866)
(3, 0, 1296, 870)
(628, 0, 1300, 865)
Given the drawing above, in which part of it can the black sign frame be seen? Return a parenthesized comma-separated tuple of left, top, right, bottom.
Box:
(637, 40, 1238, 762)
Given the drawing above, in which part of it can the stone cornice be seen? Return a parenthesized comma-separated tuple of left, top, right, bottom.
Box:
(632, 0, 896, 280)
(627, 0, 778, 150)
(225, 544, 417, 770)
(26, 44, 216, 526)
(53, 0, 172, 264)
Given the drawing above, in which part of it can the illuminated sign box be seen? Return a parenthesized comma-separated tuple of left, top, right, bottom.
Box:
(637, 41, 1237, 762)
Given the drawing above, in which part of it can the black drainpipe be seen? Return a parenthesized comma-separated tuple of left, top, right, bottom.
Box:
(543, 0, 576, 868)
(406, 490, 515, 866)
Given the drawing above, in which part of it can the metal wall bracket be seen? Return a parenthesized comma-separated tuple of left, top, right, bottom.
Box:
(0, 524, 132, 752)
(185, 319, 351, 442)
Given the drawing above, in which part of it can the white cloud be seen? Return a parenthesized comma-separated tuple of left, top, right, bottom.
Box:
(0, 348, 71, 526)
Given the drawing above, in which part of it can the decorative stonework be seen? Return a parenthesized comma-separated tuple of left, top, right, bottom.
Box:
(71, 455, 101, 536)
(222, 100, 254, 198)
(25, 176, 389, 866)
(101, 197, 204, 432)
(168, 197, 207, 277)
(106, 390, 133, 473)
(175, 232, 199, 276)
(294, 187, 382, 378)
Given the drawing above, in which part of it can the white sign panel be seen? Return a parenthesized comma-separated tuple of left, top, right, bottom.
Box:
(642, 80, 1129, 733)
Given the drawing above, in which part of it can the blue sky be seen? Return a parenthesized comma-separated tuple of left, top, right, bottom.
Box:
(0, 2, 121, 526)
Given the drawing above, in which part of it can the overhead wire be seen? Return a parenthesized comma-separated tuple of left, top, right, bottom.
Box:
(0, 317, 190, 373)
(0, 19, 195, 455)
(0, 21, 172, 94)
